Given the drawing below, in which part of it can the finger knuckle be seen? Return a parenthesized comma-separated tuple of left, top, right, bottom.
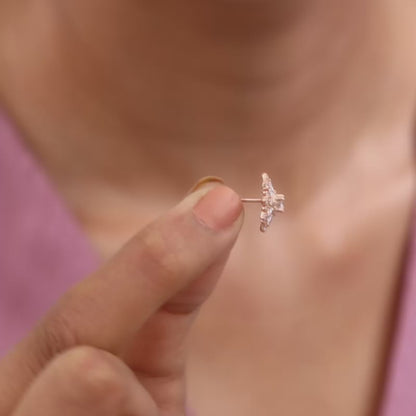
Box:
(33, 308, 79, 367)
(54, 346, 128, 405)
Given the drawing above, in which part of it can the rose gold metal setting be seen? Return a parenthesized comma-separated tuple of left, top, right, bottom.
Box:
(241, 172, 285, 232)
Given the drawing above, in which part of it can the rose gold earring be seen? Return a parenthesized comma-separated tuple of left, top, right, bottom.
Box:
(242, 172, 285, 232)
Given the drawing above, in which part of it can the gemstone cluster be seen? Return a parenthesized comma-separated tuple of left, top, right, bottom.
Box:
(259, 173, 285, 232)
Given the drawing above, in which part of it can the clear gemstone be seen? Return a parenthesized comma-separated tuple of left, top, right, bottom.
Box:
(259, 173, 285, 232)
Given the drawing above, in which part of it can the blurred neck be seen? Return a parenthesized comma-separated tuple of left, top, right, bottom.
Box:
(0, 0, 415, 203)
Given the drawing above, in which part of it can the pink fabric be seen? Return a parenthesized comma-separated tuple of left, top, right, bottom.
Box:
(381, 214, 416, 416)
(0, 110, 415, 414)
(0, 112, 99, 355)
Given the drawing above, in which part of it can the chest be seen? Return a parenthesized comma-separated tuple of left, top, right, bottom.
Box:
(184, 197, 413, 416)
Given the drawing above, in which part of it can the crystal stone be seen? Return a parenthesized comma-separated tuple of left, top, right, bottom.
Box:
(259, 173, 285, 232)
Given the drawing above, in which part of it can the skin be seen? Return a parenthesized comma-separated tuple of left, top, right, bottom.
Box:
(0, 0, 415, 415)
(0, 184, 244, 416)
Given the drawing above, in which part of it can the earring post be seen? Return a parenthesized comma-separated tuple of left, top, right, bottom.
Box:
(241, 198, 262, 203)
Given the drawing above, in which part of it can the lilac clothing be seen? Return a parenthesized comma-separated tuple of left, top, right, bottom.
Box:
(0, 113, 99, 352)
(0, 110, 415, 415)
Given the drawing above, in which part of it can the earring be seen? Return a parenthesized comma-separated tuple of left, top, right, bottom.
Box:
(242, 173, 285, 232)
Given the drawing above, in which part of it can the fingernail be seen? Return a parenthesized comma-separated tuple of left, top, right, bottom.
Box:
(193, 185, 243, 231)
(187, 176, 224, 194)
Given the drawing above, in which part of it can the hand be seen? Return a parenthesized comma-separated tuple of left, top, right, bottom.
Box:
(0, 182, 243, 416)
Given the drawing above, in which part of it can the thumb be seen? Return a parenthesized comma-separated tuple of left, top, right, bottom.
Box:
(0, 183, 243, 414)
(12, 346, 159, 416)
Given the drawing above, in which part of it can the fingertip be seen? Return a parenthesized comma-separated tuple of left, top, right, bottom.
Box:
(192, 185, 243, 231)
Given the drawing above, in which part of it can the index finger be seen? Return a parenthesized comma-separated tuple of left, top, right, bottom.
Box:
(0, 184, 243, 415)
